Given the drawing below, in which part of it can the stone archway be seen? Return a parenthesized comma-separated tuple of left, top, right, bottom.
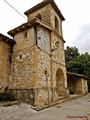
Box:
(56, 68, 65, 96)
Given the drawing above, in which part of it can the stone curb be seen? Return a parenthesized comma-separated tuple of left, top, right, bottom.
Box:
(31, 101, 59, 111)
(59, 94, 86, 104)
(31, 94, 86, 111)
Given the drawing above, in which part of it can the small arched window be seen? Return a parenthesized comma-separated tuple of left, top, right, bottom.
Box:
(55, 16, 58, 30)
(24, 31, 27, 38)
(24, 31, 28, 42)
(36, 14, 41, 20)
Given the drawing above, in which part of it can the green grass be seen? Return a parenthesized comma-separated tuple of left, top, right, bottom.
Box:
(3, 101, 21, 107)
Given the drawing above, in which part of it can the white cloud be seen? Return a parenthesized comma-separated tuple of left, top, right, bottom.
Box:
(71, 24, 90, 53)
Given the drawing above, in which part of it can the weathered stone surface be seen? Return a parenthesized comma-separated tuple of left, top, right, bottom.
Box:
(28, 4, 51, 26)
(67, 74, 88, 95)
(8, 88, 35, 105)
(27, 4, 62, 36)
(10, 46, 37, 89)
(13, 27, 35, 52)
(0, 0, 88, 107)
(0, 40, 11, 93)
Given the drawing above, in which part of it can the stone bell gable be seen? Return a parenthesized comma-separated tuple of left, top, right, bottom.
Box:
(24, 0, 65, 37)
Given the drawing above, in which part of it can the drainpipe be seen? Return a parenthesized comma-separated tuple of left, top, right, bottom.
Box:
(46, 76, 50, 104)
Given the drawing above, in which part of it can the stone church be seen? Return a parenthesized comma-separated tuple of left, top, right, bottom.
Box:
(0, 0, 88, 106)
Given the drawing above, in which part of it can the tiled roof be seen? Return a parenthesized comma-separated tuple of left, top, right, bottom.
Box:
(67, 71, 88, 80)
(0, 33, 15, 44)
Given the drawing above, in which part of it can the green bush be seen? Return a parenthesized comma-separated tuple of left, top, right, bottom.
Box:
(0, 93, 15, 101)
(3, 101, 21, 107)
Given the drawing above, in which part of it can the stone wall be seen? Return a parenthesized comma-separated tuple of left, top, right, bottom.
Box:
(9, 26, 37, 89)
(67, 75, 88, 95)
(51, 61, 67, 96)
(75, 78, 83, 94)
(34, 49, 52, 105)
(13, 27, 35, 52)
(82, 78, 88, 94)
(8, 88, 35, 105)
(27, 4, 62, 37)
(37, 50, 51, 87)
(8, 44, 38, 106)
(49, 4, 62, 36)
(0, 40, 11, 92)
(28, 4, 50, 25)
(50, 31, 67, 97)
(34, 87, 51, 106)
(67, 76, 82, 94)
(51, 32, 65, 66)
(9, 46, 37, 89)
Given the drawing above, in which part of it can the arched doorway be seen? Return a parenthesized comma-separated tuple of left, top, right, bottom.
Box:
(56, 68, 65, 96)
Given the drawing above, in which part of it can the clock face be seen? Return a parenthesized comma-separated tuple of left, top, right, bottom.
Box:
(37, 26, 50, 53)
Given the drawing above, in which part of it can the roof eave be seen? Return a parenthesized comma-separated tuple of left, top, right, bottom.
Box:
(24, 0, 65, 21)
(67, 71, 89, 80)
(8, 22, 32, 37)
(7, 18, 53, 37)
(0, 33, 16, 45)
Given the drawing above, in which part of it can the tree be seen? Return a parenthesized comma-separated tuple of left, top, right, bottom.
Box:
(65, 46, 80, 68)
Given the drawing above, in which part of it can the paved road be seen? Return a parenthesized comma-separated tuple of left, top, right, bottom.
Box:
(0, 93, 90, 120)
(30, 94, 90, 120)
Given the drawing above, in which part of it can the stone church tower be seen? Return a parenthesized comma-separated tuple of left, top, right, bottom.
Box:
(8, 0, 68, 106)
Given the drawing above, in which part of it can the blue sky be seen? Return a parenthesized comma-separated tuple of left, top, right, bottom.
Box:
(0, 0, 90, 53)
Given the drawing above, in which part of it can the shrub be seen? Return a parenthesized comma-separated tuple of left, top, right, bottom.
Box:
(3, 101, 21, 107)
(0, 93, 15, 101)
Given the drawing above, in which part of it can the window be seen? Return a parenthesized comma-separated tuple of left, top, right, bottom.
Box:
(45, 70, 48, 75)
(36, 14, 41, 20)
(24, 31, 27, 38)
(55, 41, 60, 48)
(20, 55, 22, 59)
(24, 31, 28, 41)
(55, 16, 58, 30)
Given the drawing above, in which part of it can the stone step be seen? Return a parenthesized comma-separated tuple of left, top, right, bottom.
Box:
(58, 96, 65, 100)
